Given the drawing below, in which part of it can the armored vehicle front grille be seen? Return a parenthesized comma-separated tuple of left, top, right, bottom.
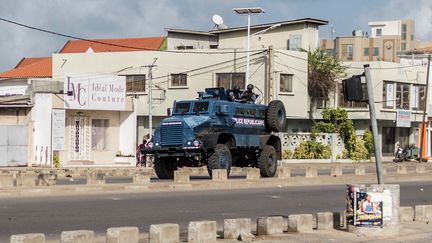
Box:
(161, 122, 183, 146)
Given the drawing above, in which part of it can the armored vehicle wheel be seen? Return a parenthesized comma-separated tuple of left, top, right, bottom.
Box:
(154, 157, 177, 179)
(258, 145, 278, 177)
(208, 144, 232, 177)
(266, 100, 286, 132)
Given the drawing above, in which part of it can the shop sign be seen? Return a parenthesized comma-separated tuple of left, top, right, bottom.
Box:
(396, 110, 411, 127)
(64, 75, 126, 110)
(52, 109, 65, 150)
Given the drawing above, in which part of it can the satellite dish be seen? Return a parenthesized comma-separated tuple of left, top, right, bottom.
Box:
(212, 14, 224, 25)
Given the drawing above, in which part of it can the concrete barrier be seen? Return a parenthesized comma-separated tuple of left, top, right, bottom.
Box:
(132, 172, 150, 184)
(416, 165, 427, 174)
(330, 167, 342, 177)
(188, 220, 217, 243)
(38, 173, 57, 186)
(211, 169, 227, 181)
(0, 173, 14, 187)
(288, 214, 313, 233)
(10, 233, 45, 243)
(86, 172, 105, 185)
(396, 165, 407, 174)
(415, 205, 432, 222)
(149, 223, 179, 243)
(399, 206, 414, 222)
(316, 212, 333, 230)
(246, 168, 261, 180)
(276, 167, 291, 179)
(354, 166, 365, 176)
(107, 227, 139, 243)
(17, 172, 36, 187)
(174, 170, 190, 183)
(61, 230, 94, 243)
(223, 218, 251, 239)
(305, 167, 317, 178)
(257, 216, 284, 235)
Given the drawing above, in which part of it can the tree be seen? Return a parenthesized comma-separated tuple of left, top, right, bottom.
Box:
(304, 48, 347, 119)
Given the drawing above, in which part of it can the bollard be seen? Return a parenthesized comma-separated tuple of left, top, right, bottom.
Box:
(257, 216, 284, 235)
(174, 170, 190, 183)
(396, 165, 407, 174)
(17, 172, 36, 187)
(354, 166, 365, 176)
(330, 166, 343, 177)
(149, 224, 179, 243)
(415, 205, 432, 222)
(86, 172, 105, 185)
(399, 206, 414, 222)
(416, 165, 427, 174)
(305, 167, 317, 178)
(132, 172, 150, 184)
(246, 168, 261, 180)
(288, 214, 313, 233)
(188, 221, 217, 243)
(223, 218, 251, 239)
(61, 230, 94, 243)
(316, 212, 333, 230)
(10, 233, 45, 243)
(107, 227, 139, 243)
(38, 173, 58, 186)
(276, 167, 290, 179)
(0, 173, 14, 188)
(211, 169, 227, 181)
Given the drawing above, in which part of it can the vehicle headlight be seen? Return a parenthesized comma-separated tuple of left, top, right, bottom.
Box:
(147, 142, 154, 148)
(155, 142, 160, 147)
(193, 140, 200, 147)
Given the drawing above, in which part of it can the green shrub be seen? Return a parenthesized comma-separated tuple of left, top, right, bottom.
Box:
(282, 149, 293, 159)
(53, 154, 61, 168)
(363, 128, 374, 156)
(348, 138, 369, 162)
(293, 140, 331, 159)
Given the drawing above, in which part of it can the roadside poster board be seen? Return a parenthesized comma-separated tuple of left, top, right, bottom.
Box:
(52, 109, 65, 151)
(346, 184, 383, 227)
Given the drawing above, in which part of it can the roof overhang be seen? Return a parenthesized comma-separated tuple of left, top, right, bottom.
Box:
(165, 28, 218, 37)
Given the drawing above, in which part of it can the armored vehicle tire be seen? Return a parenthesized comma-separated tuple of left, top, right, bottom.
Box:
(207, 144, 232, 177)
(154, 157, 177, 179)
(266, 100, 286, 132)
(258, 145, 278, 177)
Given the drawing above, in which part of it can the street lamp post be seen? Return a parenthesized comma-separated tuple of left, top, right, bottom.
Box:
(233, 7, 265, 89)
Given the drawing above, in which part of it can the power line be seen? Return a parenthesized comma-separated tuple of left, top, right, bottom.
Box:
(0, 16, 266, 55)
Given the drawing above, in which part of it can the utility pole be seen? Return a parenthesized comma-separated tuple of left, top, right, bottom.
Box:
(419, 54, 431, 162)
(145, 58, 158, 139)
(364, 64, 384, 184)
(265, 45, 274, 104)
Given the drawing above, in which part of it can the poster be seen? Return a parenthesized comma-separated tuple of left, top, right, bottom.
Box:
(354, 192, 383, 226)
(386, 83, 394, 107)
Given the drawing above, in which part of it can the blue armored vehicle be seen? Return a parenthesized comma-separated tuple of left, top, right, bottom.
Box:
(143, 87, 286, 179)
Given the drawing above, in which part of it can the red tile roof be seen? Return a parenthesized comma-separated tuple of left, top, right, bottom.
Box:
(59, 37, 166, 53)
(0, 57, 52, 78)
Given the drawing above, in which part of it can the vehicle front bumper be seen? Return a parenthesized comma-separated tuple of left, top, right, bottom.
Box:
(141, 147, 204, 158)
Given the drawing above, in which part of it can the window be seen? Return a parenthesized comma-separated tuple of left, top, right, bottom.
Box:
(383, 81, 394, 108)
(373, 47, 379, 56)
(376, 28, 382, 37)
(176, 45, 193, 50)
(171, 73, 187, 87)
(216, 73, 245, 90)
(280, 74, 293, 92)
(401, 43, 406, 51)
(91, 119, 108, 150)
(192, 101, 209, 113)
(396, 83, 410, 110)
(412, 85, 426, 110)
(363, 48, 369, 56)
(288, 34, 302, 50)
(126, 75, 145, 92)
(342, 44, 353, 61)
(402, 24, 407, 40)
(174, 102, 191, 114)
(338, 83, 367, 108)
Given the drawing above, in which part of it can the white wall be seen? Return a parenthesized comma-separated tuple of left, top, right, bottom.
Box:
(369, 20, 401, 37)
(0, 79, 30, 96)
(31, 93, 53, 166)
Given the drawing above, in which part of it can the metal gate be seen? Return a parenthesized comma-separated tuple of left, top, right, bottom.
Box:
(69, 116, 90, 161)
(0, 125, 28, 166)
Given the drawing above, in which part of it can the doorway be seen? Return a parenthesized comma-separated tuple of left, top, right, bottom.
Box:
(382, 127, 395, 155)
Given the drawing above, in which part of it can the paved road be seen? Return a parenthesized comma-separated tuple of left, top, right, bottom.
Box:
(1, 181, 431, 241)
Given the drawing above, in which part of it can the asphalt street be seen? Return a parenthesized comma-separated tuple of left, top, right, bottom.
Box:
(1, 181, 431, 241)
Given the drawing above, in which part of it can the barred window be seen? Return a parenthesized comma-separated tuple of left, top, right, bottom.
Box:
(171, 73, 187, 87)
(126, 75, 146, 92)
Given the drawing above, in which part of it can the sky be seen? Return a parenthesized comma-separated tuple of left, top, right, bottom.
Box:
(0, 0, 432, 71)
